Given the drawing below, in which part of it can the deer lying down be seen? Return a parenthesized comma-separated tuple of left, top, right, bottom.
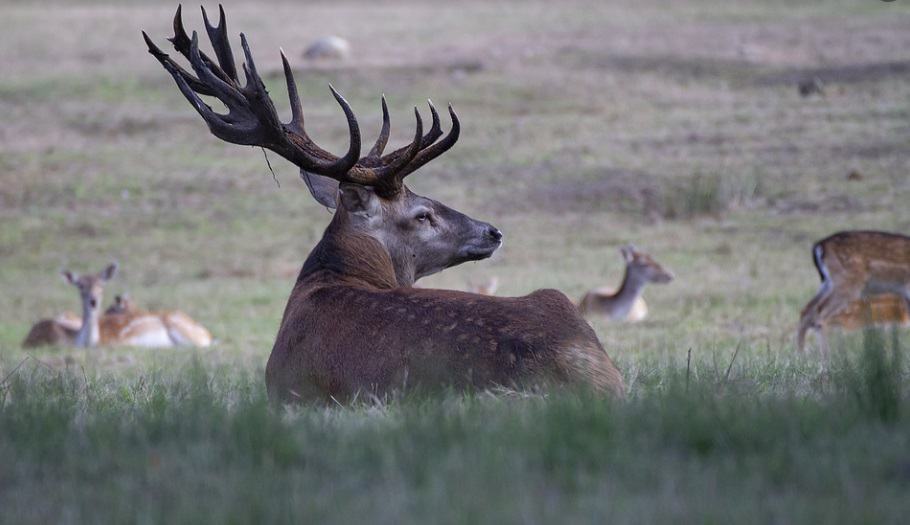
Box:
(144, 6, 624, 402)
(102, 294, 213, 348)
(578, 245, 673, 322)
(798, 230, 910, 353)
(23, 266, 212, 349)
(23, 263, 119, 348)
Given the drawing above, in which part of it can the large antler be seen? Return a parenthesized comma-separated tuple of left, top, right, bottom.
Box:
(142, 5, 459, 194)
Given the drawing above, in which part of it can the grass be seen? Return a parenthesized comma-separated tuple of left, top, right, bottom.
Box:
(2, 342, 909, 523)
(2, 0, 910, 522)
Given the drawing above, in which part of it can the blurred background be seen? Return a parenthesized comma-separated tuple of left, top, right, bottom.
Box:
(2, 0, 909, 363)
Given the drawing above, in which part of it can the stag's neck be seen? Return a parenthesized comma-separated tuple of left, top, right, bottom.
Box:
(602, 268, 648, 318)
(298, 217, 401, 290)
(75, 303, 100, 348)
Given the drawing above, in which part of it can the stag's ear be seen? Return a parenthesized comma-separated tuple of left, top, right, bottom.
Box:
(338, 183, 380, 216)
(99, 262, 118, 282)
(301, 170, 340, 209)
(62, 271, 77, 285)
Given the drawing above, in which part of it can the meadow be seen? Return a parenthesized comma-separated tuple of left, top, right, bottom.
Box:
(1, 0, 910, 522)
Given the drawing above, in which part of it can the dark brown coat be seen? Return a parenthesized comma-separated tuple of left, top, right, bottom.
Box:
(266, 225, 625, 403)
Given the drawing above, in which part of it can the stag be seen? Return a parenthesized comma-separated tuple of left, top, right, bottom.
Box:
(143, 6, 624, 402)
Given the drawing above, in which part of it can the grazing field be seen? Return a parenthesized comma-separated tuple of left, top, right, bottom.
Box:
(2, 0, 910, 522)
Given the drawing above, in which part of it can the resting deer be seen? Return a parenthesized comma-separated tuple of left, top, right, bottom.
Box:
(797, 230, 910, 353)
(23, 264, 119, 348)
(103, 294, 214, 348)
(578, 245, 673, 322)
(23, 265, 212, 349)
(144, 6, 624, 402)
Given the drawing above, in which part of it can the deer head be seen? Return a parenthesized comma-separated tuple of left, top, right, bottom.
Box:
(620, 245, 673, 284)
(62, 262, 118, 347)
(144, 7, 501, 286)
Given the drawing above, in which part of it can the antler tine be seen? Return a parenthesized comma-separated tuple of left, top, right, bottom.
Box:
(144, 30, 216, 97)
(280, 48, 304, 130)
(394, 104, 460, 179)
(377, 100, 442, 164)
(238, 31, 361, 173)
(373, 107, 423, 192)
(145, 31, 247, 143)
(169, 5, 234, 87)
(367, 95, 391, 158)
(188, 31, 246, 108)
(146, 6, 464, 190)
(425, 100, 443, 145)
(201, 4, 238, 82)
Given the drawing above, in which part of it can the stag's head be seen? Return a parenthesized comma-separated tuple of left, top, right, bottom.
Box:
(144, 7, 501, 285)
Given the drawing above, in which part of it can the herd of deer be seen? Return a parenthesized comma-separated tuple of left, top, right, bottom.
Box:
(21, 7, 910, 403)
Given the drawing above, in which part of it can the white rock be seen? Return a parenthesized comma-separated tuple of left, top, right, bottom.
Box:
(303, 36, 351, 60)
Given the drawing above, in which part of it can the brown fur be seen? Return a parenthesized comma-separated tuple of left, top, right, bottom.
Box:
(101, 300, 213, 348)
(827, 294, 910, 331)
(578, 245, 673, 322)
(144, 8, 622, 403)
(266, 220, 625, 403)
(798, 230, 910, 352)
(21, 319, 78, 348)
(23, 274, 212, 349)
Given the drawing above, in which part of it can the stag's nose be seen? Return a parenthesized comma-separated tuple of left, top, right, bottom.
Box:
(485, 226, 503, 243)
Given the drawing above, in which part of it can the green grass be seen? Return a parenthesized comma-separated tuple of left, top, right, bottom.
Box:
(2, 340, 909, 524)
(3, 0, 910, 522)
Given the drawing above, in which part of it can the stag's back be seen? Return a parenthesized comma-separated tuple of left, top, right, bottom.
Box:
(267, 284, 625, 402)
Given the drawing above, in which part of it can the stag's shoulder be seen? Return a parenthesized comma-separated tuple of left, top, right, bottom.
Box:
(524, 288, 577, 309)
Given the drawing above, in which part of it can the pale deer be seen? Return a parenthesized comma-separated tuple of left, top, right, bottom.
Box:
(578, 245, 673, 322)
(797, 230, 910, 353)
(102, 294, 214, 348)
(143, 6, 624, 402)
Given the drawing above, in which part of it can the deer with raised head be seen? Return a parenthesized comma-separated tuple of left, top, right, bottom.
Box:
(23, 263, 119, 348)
(144, 6, 624, 402)
(797, 230, 910, 353)
(578, 245, 673, 322)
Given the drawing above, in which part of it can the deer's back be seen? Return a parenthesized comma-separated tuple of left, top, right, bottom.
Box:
(815, 231, 910, 284)
(267, 284, 624, 402)
(22, 319, 75, 348)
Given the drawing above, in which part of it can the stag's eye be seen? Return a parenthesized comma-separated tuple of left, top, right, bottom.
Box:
(415, 211, 432, 223)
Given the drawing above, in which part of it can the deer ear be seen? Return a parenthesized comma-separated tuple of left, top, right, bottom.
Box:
(620, 245, 635, 262)
(99, 262, 118, 281)
(338, 183, 379, 216)
(301, 169, 340, 209)
(62, 271, 77, 285)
